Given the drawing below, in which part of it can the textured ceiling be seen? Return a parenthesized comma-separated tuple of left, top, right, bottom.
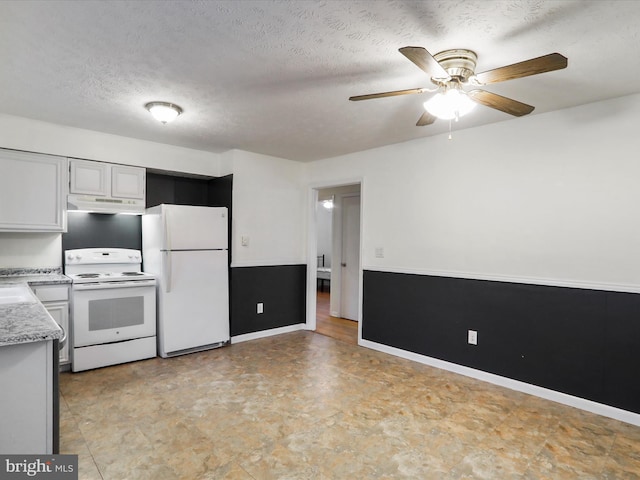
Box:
(0, 0, 639, 162)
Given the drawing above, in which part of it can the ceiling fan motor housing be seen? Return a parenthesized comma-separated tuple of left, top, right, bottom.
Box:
(433, 49, 477, 84)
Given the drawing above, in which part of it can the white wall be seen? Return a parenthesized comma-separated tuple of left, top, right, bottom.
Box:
(226, 149, 306, 267)
(0, 233, 62, 268)
(316, 202, 332, 267)
(0, 116, 308, 270)
(0, 113, 223, 269)
(307, 93, 640, 291)
(0, 113, 221, 176)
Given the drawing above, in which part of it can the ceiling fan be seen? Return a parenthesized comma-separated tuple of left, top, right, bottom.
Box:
(349, 47, 568, 126)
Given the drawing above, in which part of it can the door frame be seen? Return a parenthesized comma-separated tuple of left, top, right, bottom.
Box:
(306, 178, 364, 344)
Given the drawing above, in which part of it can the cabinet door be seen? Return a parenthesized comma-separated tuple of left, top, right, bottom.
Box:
(112, 165, 145, 199)
(0, 149, 67, 232)
(69, 159, 108, 196)
(0, 341, 53, 453)
(44, 302, 70, 365)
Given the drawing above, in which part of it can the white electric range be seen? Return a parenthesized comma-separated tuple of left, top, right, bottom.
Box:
(65, 248, 157, 372)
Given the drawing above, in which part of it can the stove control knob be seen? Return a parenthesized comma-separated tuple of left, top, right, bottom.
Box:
(75, 254, 82, 260)
(66, 253, 74, 261)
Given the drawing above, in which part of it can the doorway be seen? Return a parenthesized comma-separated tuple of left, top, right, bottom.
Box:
(312, 184, 361, 344)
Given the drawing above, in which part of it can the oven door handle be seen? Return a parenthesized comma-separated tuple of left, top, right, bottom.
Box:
(73, 281, 156, 291)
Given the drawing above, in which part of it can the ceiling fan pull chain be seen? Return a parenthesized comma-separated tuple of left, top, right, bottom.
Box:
(448, 119, 453, 140)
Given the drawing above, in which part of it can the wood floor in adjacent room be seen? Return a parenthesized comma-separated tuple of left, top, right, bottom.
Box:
(60, 331, 640, 479)
(315, 289, 358, 345)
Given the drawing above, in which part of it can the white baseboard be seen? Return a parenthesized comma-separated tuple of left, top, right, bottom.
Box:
(231, 323, 306, 344)
(359, 338, 640, 427)
(230, 260, 306, 268)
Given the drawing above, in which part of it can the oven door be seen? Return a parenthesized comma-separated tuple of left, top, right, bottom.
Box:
(72, 282, 156, 347)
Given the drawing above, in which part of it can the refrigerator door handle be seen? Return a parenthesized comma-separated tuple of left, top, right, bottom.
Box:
(164, 250, 172, 293)
(163, 208, 171, 252)
(162, 208, 173, 293)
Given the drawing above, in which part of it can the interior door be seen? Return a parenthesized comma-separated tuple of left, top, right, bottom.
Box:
(340, 195, 360, 321)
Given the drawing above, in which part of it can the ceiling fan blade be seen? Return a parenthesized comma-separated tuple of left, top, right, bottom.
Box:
(474, 53, 567, 85)
(416, 111, 437, 126)
(467, 89, 535, 117)
(399, 46, 450, 80)
(349, 87, 429, 101)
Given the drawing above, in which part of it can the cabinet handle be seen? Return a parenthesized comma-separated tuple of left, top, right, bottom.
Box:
(58, 324, 67, 350)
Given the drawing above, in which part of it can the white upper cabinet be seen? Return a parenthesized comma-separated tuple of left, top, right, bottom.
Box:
(0, 149, 68, 232)
(69, 159, 108, 196)
(111, 165, 145, 199)
(68, 159, 146, 213)
(70, 159, 145, 199)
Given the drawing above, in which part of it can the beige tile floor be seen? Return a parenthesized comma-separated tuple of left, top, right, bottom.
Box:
(60, 331, 640, 479)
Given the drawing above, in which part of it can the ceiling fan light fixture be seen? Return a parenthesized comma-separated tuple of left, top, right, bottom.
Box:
(145, 101, 183, 124)
(423, 88, 476, 121)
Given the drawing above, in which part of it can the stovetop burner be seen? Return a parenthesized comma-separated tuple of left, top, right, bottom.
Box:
(65, 248, 155, 285)
(68, 271, 156, 285)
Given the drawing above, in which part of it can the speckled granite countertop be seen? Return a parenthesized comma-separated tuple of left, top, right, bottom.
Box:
(0, 268, 67, 347)
(0, 267, 71, 286)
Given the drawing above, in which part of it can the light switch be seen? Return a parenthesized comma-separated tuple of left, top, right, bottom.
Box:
(241, 235, 250, 247)
(375, 247, 384, 258)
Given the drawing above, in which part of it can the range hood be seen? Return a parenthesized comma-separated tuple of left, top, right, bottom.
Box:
(67, 160, 146, 214)
(67, 194, 145, 215)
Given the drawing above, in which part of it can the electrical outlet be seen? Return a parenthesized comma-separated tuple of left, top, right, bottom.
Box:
(375, 247, 384, 258)
(468, 330, 478, 345)
(257, 302, 264, 314)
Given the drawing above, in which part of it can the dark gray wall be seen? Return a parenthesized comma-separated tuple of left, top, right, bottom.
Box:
(62, 213, 142, 255)
(362, 270, 640, 414)
(147, 172, 233, 264)
(65, 174, 307, 340)
(231, 265, 306, 336)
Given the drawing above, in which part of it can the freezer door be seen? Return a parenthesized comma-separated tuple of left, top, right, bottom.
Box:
(163, 205, 227, 250)
(157, 250, 229, 356)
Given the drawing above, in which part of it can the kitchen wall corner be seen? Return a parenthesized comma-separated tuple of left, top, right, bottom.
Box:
(0, 233, 62, 268)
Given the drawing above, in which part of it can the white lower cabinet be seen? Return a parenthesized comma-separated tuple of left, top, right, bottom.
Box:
(0, 340, 54, 453)
(44, 302, 70, 365)
(31, 285, 70, 366)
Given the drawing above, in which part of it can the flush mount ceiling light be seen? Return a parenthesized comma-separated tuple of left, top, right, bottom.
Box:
(322, 199, 334, 210)
(145, 102, 183, 124)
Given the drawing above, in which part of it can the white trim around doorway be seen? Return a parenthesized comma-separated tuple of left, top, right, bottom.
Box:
(306, 178, 364, 345)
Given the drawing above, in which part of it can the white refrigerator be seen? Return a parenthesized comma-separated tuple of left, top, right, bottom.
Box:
(142, 204, 229, 358)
